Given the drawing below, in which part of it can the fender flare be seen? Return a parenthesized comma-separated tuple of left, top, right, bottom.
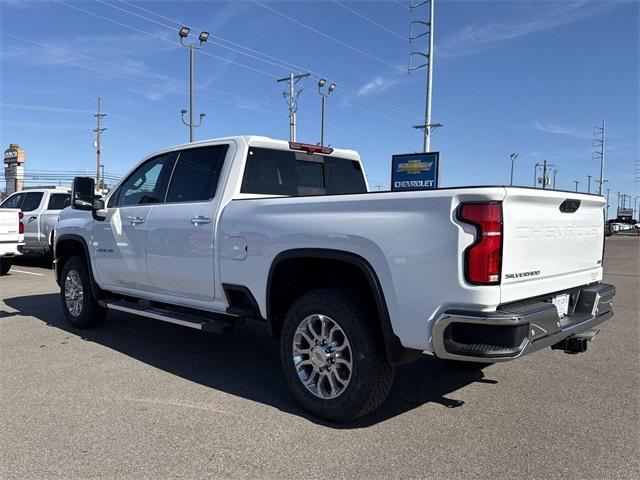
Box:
(55, 233, 102, 298)
(266, 248, 421, 365)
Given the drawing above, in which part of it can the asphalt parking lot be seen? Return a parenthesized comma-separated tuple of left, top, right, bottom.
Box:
(1, 236, 638, 479)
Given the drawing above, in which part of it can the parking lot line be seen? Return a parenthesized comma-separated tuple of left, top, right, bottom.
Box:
(10, 269, 45, 276)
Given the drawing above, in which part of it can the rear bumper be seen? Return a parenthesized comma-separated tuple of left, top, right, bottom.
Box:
(432, 283, 616, 362)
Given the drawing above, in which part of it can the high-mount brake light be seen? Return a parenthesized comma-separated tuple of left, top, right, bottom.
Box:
(18, 211, 24, 235)
(288, 142, 334, 155)
(458, 202, 503, 285)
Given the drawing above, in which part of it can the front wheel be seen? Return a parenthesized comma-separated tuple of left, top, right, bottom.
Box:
(280, 288, 394, 422)
(60, 256, 106, 328)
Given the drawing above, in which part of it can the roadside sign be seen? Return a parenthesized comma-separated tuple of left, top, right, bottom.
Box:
(391, 152, 439, 191)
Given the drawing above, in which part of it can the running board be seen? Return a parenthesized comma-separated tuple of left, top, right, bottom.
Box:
(103, 300, 234, 334)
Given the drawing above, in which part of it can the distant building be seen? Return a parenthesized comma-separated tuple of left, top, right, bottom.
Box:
(4, 144, 25, 195)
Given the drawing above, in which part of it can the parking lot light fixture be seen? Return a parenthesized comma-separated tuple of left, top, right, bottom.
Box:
(179, 26, 209, 142)
(318, 79, 336, 146)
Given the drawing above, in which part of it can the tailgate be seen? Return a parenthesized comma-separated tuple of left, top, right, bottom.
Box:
(501, 189, 605, 303)
(0, 209, 20, 243)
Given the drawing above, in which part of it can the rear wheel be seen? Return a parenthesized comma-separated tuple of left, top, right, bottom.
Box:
(280, 288, 394, 422)
(0, 257, 12, 275)
(60, 256, 106, 328)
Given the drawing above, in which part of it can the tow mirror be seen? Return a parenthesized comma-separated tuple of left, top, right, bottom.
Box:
(72, 177, 96, 211)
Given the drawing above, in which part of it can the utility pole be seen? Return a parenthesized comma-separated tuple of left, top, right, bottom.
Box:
(409, 0, 441, 152)
(587, 174, 592, 194)
(573, 180, 580, 192)
(537, 160, 555, 189)
(534, 163, 541, 188)
(179, 27, 209, 142)
(593, 120, 605, 195)
(509, 153, 518, 186)
(277, 72, 310, 142)
(93, 96, 107, 185)
(552, 169, 558, 189)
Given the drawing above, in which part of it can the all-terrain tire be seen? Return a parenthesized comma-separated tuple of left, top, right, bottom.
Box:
(280, 287, 394, 422)
(60, 256, 107, 328)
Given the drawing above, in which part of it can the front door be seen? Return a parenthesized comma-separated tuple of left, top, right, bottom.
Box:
(93, 152, 176, 291)
(145, 144, 229, 302)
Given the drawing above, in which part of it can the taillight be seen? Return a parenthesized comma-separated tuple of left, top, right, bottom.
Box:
(458, 202, 503, 285)
(18, 211, 24, 234)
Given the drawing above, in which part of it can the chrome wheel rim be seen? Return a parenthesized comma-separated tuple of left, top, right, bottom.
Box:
(292, 314, 353, 400)
(64, 270, 83, 317)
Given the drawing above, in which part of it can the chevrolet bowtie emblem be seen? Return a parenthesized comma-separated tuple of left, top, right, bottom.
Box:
(397, 159, 433, 175)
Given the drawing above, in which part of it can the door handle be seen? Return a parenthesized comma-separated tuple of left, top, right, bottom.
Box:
(126, 215, 145, 225)
(191, 216, 211, 226)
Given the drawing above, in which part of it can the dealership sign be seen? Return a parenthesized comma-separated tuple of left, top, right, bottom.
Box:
(391, 152, 439, 191)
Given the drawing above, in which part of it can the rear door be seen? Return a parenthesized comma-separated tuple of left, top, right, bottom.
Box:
(501, 189, 605, 303)
(145, 143, 230, 301)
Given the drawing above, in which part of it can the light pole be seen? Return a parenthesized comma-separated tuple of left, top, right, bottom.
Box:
(509, 153, 518, 186)
(573, 180, 580, 192)
(179, 26, 209, 142)
(317, 79, 336, 147)
(587, 175, 592, 194)
(552, 169, 558, 189)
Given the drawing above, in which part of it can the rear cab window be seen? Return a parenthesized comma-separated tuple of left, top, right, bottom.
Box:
(240, 147, 366, 197)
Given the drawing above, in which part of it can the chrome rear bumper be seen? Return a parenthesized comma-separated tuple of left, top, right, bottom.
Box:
(432, 283, 616, 362)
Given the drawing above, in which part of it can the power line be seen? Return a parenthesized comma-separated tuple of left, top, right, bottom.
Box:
(1, 34, 283, 116)
(92, 0, 423, 120)
(250, 0, 404, 73)
(332, 1, 407, 41)
(52, 0, 280, 79)
(392, 0, 411, 10)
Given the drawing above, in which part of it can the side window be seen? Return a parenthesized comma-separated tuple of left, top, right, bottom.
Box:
(1, 193, 23, 209)
(166, 145, 229, 203)
(47, 193, 71, 210)
(241, 148, 296, 196)
(21, 192, 44, 212)
(117, 153, 176, 207)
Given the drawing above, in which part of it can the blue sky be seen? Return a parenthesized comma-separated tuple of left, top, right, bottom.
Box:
(1, 0, 638, 205)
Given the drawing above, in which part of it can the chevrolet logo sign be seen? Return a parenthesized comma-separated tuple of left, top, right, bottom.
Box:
(397, 159, 433, 175)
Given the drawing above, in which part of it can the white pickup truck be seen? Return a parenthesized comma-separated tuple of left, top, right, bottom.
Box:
(0, 208, 24, 275)
(54, 136, 615, 421)
(0, 187, 71, 257)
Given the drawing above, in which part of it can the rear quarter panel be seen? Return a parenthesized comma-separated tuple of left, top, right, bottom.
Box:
(218, 188, 506, 351)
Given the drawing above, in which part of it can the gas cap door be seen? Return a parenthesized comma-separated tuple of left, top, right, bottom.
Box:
(224, 236, 248, 260)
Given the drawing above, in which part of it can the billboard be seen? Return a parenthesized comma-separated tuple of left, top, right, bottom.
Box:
(391, 152, 439, 191)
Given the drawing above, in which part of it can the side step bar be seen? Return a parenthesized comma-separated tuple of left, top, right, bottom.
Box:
(102, 300, 235, 334)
